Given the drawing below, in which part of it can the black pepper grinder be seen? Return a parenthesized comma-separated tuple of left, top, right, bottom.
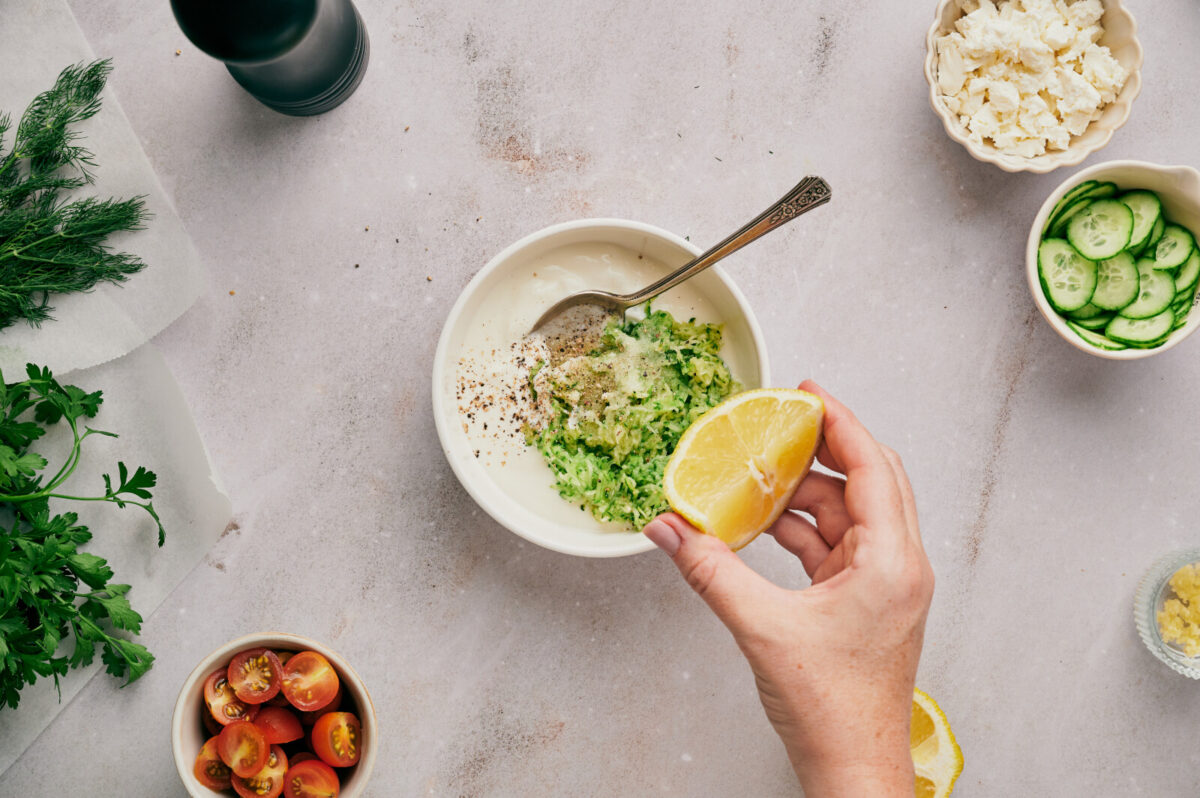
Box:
(170, 0, 369, 116)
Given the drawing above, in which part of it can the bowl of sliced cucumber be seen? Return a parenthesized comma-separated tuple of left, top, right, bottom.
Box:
(1028, 160, 1200, 359)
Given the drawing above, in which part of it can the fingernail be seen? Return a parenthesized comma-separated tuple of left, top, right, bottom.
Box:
(643, 519, 682, 556)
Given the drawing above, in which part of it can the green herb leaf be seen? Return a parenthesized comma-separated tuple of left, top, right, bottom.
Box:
(106, 461, 156, 501)
(0, 446, 47, 479)
(65, 552, 113, 589)
(101, 637, 154, 683)
(0, 59, 151, 329)
(90, 586, 142, 634)
(0, 361, 163, 709)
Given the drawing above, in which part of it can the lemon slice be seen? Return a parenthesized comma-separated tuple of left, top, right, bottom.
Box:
(662, 388, 824, 550)
(912, 688, 963, 798)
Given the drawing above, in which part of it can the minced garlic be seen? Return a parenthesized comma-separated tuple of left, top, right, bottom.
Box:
(1157, 562, 1200, 658)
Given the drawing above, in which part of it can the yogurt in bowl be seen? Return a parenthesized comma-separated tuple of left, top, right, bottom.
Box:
(432, 219, 769, 557)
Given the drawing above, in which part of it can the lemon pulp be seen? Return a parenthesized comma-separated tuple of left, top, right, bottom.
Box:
(912, 688, 963, 798)
(663, 388, 823, 550)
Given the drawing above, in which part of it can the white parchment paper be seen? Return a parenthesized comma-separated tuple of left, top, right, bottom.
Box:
(0, 343, 232, 773)
(0, 0, 230, 773)
(0, 0, 205, 375)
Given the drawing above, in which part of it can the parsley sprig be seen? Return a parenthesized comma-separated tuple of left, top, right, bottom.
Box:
(0, 364, 163, 710)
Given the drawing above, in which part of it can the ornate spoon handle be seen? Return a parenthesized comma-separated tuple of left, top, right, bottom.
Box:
(623, 176, 832, 304)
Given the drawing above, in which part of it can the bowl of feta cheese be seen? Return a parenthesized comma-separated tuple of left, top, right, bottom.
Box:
(924, 0, 1142, 173)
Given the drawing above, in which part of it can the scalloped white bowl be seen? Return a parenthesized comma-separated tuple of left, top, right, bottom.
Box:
(1027, 161, 1200, 359)
(924, 0, 1143, 174)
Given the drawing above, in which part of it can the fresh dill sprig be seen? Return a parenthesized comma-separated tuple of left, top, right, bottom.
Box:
(0, 59, 151, 330)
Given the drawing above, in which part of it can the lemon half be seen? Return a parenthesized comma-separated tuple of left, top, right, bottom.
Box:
(662, 388, 824, 551)
(912, 688, 964, 798)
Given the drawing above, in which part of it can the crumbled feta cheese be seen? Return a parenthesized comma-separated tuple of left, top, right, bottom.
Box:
(935, 0, 1129, 158)
(961, 78, 988, 117)
(1018, 38, 1055, 73)
(1065, 0, 1103, 28)
(937, 36, 970, 95)
(1062, 110, 1094, 137)
(987, 79, 1021, 113)
(970, 104, 1003, 140)
(1052, 66, 1102, 115)
(1042, 21, 1074, 50)
(1081, 44, 1125, 103)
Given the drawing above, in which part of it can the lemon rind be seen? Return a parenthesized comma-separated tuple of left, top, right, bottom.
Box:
(912, 688, 964, 798)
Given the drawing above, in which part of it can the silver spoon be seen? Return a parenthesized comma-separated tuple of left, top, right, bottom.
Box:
(529, 176, 832, 333)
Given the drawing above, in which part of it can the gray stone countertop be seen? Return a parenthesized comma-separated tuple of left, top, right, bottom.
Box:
(3, 0, 1199, 795)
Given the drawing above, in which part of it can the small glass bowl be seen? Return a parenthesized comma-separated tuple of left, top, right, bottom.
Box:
(1135, 548, 1200, 679)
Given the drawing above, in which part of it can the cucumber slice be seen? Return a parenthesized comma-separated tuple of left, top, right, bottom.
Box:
(1067, 321, 1126, 350)
(1058, 180, 1101, 206)
(1134, 215, 1167, 257)
(1174, 283, 1198, 316)
(1147, 215, 1167, 247)
(1048, 198, 1093, 239)
(1090, 252, 1139, 310)
(1129, 335, 1173, 349)
(1075, 312, 1116, 330)
(1067, 199, 1134, 260)
(1119, 259, 1175, 319)
(1176, 249, 1200, 294)
(1066, 301, 1106, 320)
(1038, 239, 1097, 312)
(1087, 182, 1118, 201)
(1155, 224, 1196, 270)
(1172, 282, 1196, 314)
(1106, 309, 1175, 345)
(1043, 180, 1099, 234)
(1044, 181, 1117, 235)
(1119, 190, 1163, 252)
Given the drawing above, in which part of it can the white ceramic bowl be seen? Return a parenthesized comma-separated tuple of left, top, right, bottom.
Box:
(171, 632, 377, 797)
(1027, 160, 1200, 359)
(924, 0, 1143, 173)
(432, 219, 769, 558)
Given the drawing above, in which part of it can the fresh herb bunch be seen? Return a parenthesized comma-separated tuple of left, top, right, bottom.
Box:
(0, 364, 164, 710)
(0, 59, 150, 330)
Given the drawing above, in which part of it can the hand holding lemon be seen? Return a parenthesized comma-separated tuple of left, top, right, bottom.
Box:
(644, 381, 949, 797)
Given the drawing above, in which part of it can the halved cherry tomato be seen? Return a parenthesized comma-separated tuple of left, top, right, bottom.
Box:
(275, 650, 294, 666)
(281, 651, 339, 712)
(205, 667, 260, 726)
(228, 648, 284, 704)
(253, 705, 303, 744)
(283, 758, 340, 798)
(233, 745, 289, 798)
(288, 752, 318, 765)
(265, 691, 292, 708)
(194, 735, 232, 790)
(218, 720, 269, 778)
(311, 712, 361, 768)
(202, 704, 222, 737)
(298, 686, 341, 725)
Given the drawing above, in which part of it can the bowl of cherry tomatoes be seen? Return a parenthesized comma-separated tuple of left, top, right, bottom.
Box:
(171, 632, 378, 798)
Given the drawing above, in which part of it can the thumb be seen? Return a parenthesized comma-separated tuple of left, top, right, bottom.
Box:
(643, 513, 776, 636)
